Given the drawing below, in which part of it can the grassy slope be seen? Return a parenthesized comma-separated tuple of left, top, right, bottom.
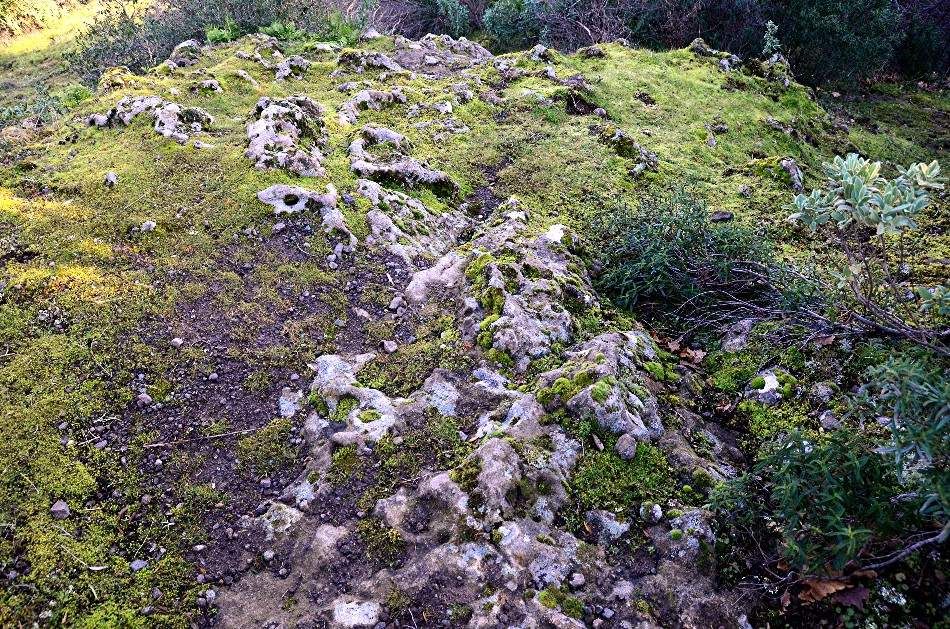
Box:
(0, 23, 946, 625)
(0, 1, 100, 118)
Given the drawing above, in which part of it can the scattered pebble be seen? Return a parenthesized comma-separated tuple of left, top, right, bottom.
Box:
(50, 500, 70, 520)
(130, 559, 149, 572)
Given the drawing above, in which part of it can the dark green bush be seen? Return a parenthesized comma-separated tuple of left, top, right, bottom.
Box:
(588, 188, 773, 329)
(482, 0, 539, 51)
(394, 0, 471, 38)
(892, 2, 950, 77)
(712, 429, 916, 574)
(772, 0, 902, 84)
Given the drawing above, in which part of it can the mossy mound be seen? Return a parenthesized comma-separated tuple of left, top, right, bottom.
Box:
(0, 27, 946, 626)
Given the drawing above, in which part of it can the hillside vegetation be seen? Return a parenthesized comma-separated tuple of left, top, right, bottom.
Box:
(0, 6, 947, 628)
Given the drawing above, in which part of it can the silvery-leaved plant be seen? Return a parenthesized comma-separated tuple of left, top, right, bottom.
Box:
(789, 153, 943, 235)
(787, 154, 948, 352)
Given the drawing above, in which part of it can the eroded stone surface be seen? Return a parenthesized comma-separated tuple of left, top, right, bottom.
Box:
(348, 124, 458, 192)
(246, 95, 327, 177)
(87, 95, 213, 144)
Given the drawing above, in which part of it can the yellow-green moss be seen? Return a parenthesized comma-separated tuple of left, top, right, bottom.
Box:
(236, 419, 297, 475)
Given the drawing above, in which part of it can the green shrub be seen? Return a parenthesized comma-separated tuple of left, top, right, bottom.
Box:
(0, 86, 66, 128)
(399, 0, 471, 38)
(482, 0, 540, 51)
(57, 84, 93, 109)
(205, 17, 242, 43)
(712, 429, 916, 575)
(851, 352, 949, 524)
(773, 0, 902, 84)
(788, 153, 947, 351)
(590, 188, 772, 331)
(311, 9, 365, 46)
(261, 19, 307, 41)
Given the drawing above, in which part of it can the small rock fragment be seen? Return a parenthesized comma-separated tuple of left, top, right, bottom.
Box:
(50, 500, 70, 520)
(130, 559, 149, 572)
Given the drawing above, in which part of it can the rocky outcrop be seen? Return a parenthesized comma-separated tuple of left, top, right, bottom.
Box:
(246, 95, 328, 177)
(256, 183, 355, 248)
(338, 87, 407, 125)
(348, 124, 458, 192)
(87, 95, 213, 144)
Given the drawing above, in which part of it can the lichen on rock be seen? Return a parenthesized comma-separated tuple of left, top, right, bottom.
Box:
(246, 95, 328, 177)
(87, 94, 213, 143)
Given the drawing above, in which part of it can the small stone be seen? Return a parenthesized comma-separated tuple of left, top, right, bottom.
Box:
(381, 340, 398, 353)
(205, 589, 216, 602)
(170, 337, 184, 348)
(594, 107, 607, 118)
(388, 295, 404, 311)
(819, 410, 840, 430)
(104, 172, 118, 188)
(130, 559, 149, 572)
(208, 372, 219, 381)
(272, 222, 286, 234)
(570, 572, 586, 588)
(136, 392, 153, 407)
(602, 607, 615, 619)
(50, 500, 70, 520)
(709, 210, 734, 222)
(639, 502, 663, 524)
(263, 549, 275, 561)
(141, 220, 157, 232)
(616, 434, 637, 460)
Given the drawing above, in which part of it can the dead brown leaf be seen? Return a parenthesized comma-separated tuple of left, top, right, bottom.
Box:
(798, 578, 850, 604)
(831, 586, 870, 610)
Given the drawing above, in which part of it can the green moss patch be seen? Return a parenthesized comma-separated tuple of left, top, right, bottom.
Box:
(236, 419, 297, 476)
